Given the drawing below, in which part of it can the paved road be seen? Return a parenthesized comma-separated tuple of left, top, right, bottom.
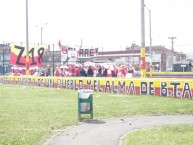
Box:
(46, 115, 193, 145)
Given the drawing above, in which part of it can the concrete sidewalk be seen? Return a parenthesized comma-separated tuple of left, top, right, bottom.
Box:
(46, 115, 193, 145)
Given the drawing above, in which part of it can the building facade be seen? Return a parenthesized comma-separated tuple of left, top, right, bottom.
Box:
(0, 44, 11, 75)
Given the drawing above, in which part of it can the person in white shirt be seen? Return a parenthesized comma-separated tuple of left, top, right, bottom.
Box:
(125, 70, 133, 78)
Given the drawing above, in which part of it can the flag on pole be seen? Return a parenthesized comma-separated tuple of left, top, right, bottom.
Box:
(58, 40, 61, 46)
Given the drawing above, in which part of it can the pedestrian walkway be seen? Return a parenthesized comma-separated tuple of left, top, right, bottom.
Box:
(45, 115, 193, 145)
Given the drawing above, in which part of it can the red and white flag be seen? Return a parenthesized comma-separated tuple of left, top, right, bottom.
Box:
(61, 46, 68, 54)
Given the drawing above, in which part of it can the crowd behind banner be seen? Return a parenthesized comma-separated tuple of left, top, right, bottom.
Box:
(8, 63, 138, 78)
(53, 63, 137, 78)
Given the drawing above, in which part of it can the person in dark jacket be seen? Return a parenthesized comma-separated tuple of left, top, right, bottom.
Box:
(87, 66, 93, 77)
(103, 66, 107, 77)
(97, 65, 102, 77)
(80, 66, 86, 77)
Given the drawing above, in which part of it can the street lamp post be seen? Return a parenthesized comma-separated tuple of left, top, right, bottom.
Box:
(145, 5, 152, 76)
(40, 23, 48, 45)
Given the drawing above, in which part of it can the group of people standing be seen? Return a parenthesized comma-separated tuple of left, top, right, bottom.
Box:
(54, 63, 135, 78)
(9, 63, 135, 78)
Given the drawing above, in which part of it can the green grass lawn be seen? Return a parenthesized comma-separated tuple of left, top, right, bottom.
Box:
(123, 124, 193, 145)
(0, 84, 193, 145)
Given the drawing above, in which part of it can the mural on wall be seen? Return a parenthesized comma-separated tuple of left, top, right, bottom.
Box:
(0, 76, 192, 99)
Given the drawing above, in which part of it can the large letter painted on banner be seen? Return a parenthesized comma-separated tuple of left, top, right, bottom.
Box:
(10, 43, 46, 66)
(0, 77, 193, 99)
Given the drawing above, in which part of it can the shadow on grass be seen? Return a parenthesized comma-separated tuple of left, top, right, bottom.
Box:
(79, 118, 106, 124)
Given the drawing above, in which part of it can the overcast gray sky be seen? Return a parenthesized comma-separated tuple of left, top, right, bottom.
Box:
(1, 0, 193, 56)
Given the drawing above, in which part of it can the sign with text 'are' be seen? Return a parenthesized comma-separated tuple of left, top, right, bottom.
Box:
(78, 48, 98, 58)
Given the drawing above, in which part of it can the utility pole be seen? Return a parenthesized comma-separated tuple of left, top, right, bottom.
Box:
(168, 37, 176, 71)
(41, 27, 43, 45)
(131, 42, 136, 66)
(80, 38, 83, 64)
(26, 0, 30, 76)
(102, 47, 103, 63)
(80, 38, 83, 48)
(141, 0, 146, 77)
(52, 44, 55, 76)
(2, 43, 5, 75)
